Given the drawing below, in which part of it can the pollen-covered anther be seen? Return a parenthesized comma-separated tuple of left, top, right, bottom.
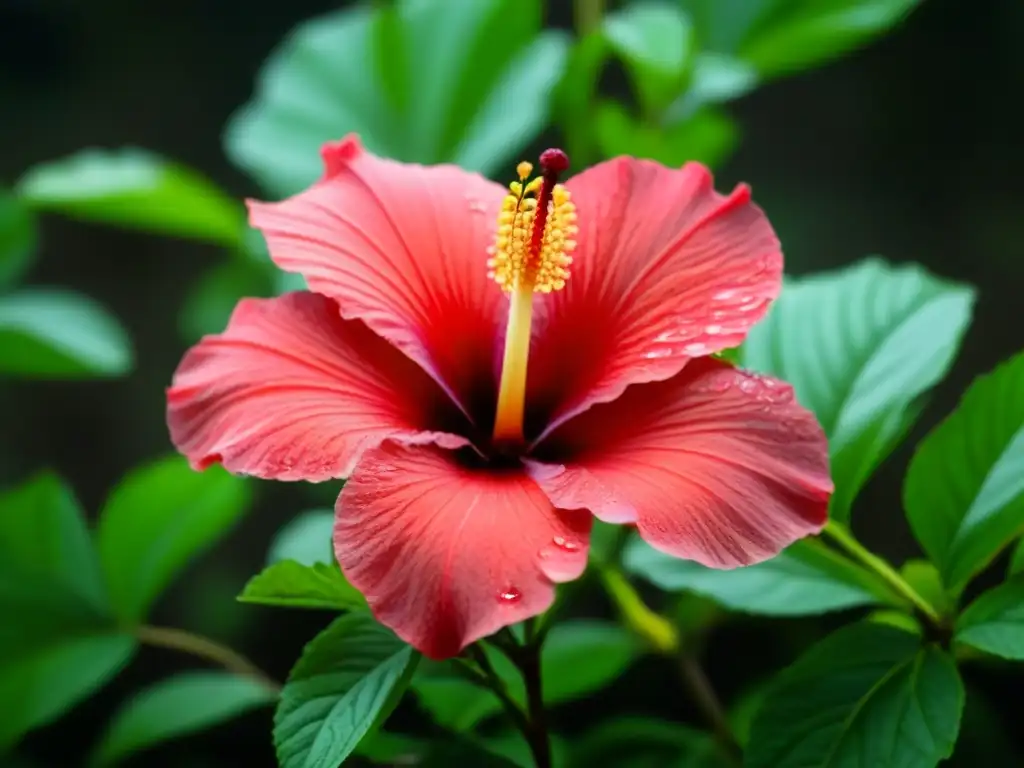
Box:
(488, 166, 576, 294)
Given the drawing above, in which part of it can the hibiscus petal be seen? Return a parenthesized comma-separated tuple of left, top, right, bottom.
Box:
(528, 358, 832, 568)
(335, 441, 591, 659)
(248, 135, 508, 424)
(167, 292, 467, 481)
(527, 157, 781, 438)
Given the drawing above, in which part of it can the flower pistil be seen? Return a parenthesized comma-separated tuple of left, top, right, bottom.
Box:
(489, 149, 577, 445)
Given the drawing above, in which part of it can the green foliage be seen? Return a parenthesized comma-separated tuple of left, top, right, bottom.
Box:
(604, 1, 695, 115)
(0, 635, 136, 751)
(0, 474, 136, 749)
(91, 671, 276, 765)
(274, 613, 418, 768)
(225, 0, 568, 197)
(239, 560, 366, 611)
(624, 536, 893, 615)
(593, 101, 739, 170)
(0, 289, 133, 378)
(739, 0, 923, 78)
(681, 0, 923, 78)
(743, 259, 975, 522)
(571, 717, 725, 767)
(0, 190, 36, 289)
(413, 620, 640, 732)
(178, 259, 273, 342)
(955, 576, 1024, 660)
(267, 509, 334, 566)
(746, 623, 963, 767)
(97, 456, 252, 622)
(16, 148, 245, 246)
(905, 352, 1024, 591)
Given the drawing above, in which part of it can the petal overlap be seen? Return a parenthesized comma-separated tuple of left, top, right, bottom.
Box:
(529, 358, 832, 568)
(526, 157, 782, 438)
(249, 135, 508, 424)
(167, 292, 465, 481)
(335, 441, 592, 659)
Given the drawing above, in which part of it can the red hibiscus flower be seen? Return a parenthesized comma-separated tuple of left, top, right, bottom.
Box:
(167, 136, 833, 660)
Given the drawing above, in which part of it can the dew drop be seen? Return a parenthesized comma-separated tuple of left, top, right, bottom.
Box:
(552, 535, 580, 552)
(683, 342, 710, 356)
(498, 587, 522, 604)
(705, 324, 723, 335)
(712, 287, 741, 301)
(643, 348, 674, 360)
(465, 195, 488, 214)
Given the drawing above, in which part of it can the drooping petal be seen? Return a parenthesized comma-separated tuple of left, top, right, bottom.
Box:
(526, 157, 782, 438)
(249, 135, 508, 424)
(335, 441, 591, 659)
(167, 292, 467, 481)
(528, 358, 832, 568)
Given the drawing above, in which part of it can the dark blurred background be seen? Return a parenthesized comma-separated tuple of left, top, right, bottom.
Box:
(1, 0, 1022, 765)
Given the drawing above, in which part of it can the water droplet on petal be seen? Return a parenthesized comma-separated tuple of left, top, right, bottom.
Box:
(643, 348, 674, 359)
(498, 587, 522, 604)
(552, 535, 580, 552)
(705, 324, 723, 335)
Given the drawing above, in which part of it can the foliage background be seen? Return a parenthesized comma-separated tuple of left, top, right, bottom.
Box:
(1, 0, 1022, 765)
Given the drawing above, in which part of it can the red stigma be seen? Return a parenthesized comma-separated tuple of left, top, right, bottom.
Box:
(529, 150, 570, 262)
(539, 148, 570, 176)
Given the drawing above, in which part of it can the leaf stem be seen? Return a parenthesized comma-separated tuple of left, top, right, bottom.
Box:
(598, 564, 740, 760)
(520, 619, 552, 768)
(135, 624, 280, 694)
(454, 652, 531, 736)
(823, 522, 942, 625)
(676, 654, 742, 764)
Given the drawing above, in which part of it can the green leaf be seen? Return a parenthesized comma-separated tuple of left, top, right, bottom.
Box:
(178, 259, 273, 342)
(239, 560, 366, 611)
(0, 634, 136, 750)
(91, 671, 276, 765)
(542, 621, 639, 705)
(664, 53, 758, 122)
(955, 576, 1024, 660)
(594, 101, 739, 171)
(604, 1, 694, 114)
(0, 190, 36, 289)
(905, 352, 1024, 590)
(226, 0, 568, 197)
(414, 620, 639, 733)
(0, 472, 108, 615)
(624, 536, 890, 615)
(268, 509, 334, 566)
(742, 259, 975, 523)
(740, 0, 923, 80)
(274, 613, 417, 768)
(412, 671, 503, 732)
(1009, 538, 1024, 576)
(571, 717, 721, 768)
(899, 559, 953, 617)
(16, 148, 244, 246)
(0, 289, 133, 378)
(746, 623, 964, 768)
(97, 456, 252, 622)
(680, 0, 780, 53)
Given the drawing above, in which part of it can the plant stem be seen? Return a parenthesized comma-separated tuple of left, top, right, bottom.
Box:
(823, 522, 942, 624)
(573, 0, 605, 35)
(599, 565, 741, 760)
(136, 625, 280, 694)
(677, 654, 742, 764)
(520, 621, 552, 768)
(454, 654, 531, 736)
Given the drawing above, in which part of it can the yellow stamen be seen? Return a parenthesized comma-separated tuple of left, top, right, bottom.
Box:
(487, 151, 577, 444)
